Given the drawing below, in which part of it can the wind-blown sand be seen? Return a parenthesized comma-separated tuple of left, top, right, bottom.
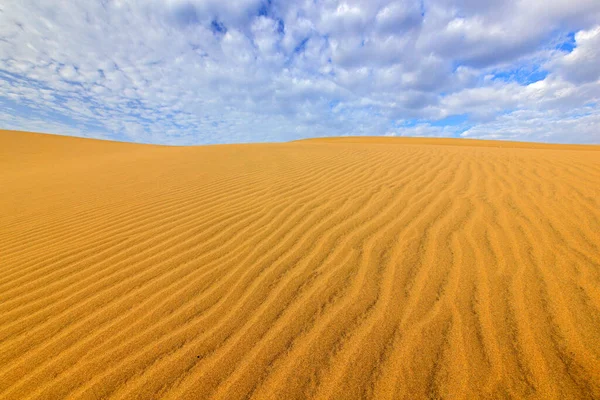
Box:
(1, 129, 600, 399)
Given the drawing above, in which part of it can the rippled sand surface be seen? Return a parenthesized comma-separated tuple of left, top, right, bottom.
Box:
(1, 130, 600, 399)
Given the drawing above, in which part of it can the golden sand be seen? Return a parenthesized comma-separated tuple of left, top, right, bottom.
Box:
(1, 129, 600, 399)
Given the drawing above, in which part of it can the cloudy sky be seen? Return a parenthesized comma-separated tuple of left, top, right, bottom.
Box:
(1, 0, 599, 144)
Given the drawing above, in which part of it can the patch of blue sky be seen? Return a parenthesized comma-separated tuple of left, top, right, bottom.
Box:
(328, 100, 340, 110)
(210, 20, 227, 34)
(393, 119, 419, 128)
(4, 69, 82, 95)
(492, 67, 548, 85)
(257, 0, 285, 34)
(293, 37, 310, 54)
(430, 114, 469, 127)
(258, 0, 272, 17)
(124, 109, 157, 126)
(567, 105, 596, 118)
(284, 37, 310, 66)
(1, 95, 112, 136)
(450, 61, 463, 73)
(0, 97, 33, 115)
(0, 70, 23, 85)
(556, 31, 576, 53)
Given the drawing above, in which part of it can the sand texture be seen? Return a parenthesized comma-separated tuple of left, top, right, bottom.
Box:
(1, 129, 600, 399)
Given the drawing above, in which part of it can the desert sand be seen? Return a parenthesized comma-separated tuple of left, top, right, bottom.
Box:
(1, 129, 600, 399)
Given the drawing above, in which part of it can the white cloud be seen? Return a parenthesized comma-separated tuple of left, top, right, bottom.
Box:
(460, 107, 600, 144)
(0, 0, 599, 144)
(549, 26, 600, 83)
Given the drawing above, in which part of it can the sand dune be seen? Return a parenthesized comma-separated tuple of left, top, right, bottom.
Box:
(1, 129, 600, 399)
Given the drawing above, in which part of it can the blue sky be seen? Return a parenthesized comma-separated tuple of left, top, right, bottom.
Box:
(1, 0, 599, 144)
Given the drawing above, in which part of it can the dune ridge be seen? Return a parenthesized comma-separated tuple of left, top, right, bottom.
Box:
(1, 129, 599, 399)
